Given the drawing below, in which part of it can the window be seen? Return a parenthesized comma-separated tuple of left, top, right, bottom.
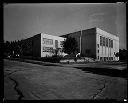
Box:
(109, 39, 111, 47)
(97, 56, 99, 59)
(108, 39, 113, 48)
(111, 40, 113, 48)
(97, 49, 99, 53)
(55, 40, 58, 48)
(43, 38, 53, 45)
(109, 57, 112, 60)
(103, 37, 105, 46)
(106, 38, 108, 47)
(43, 46, 53, 52)
(100, 57, 102, 60)
(104, 57, 106, 61)
(100, 36, 102, 46)
(97, 44, 99, 48)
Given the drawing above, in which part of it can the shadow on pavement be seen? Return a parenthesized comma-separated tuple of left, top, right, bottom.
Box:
(24, 60, 62, 66)
(75, 67, 127, 79)
(42, 64, 61, 66)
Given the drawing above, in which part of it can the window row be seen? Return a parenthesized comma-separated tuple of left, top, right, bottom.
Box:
(43, 38, 53, 45)
(100, 36, 113, 48)
(43, 46, 53, 52)
(100, 57, 113, 61)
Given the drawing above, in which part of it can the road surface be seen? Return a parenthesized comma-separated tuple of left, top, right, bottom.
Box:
(4, 59, 127, 100)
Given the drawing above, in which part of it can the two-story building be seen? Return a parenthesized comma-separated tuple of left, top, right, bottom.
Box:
(61, 27, 119, 61)
(23, 33, 66, 57)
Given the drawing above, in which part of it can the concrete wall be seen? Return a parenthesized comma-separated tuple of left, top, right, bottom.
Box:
(41, 33, 65, 57)
(22, 37, 33, 56)
(60, 27, 119, 61)
(96, 28, 119, 61)
(61, 28, 96, 58)
(81, 28, 96, 58)
(33, 34, 41, 57)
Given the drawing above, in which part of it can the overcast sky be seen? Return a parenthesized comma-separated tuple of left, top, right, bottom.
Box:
(4, 3, 126, 49)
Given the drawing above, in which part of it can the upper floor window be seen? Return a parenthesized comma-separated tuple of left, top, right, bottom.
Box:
(109, 39, 111, 47)
(100, 36, 103, 46)
(43, 38, 53, 45)
(108, 39, 113, 48)
(97, 49, 99, 53)
(103, 37, 105, 46)
(111, 40, 113, 48)
(97, 44, 99, 48)
(55, 40, 58, 48)
(106, 38, 108, 47)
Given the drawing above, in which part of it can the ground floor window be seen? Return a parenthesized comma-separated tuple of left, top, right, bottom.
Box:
(43, 46, 53, 52)
(100, 57, 114, 61)
(104, 57, 106, 61)
(108, 57, 113, 60)
(100, 57, 102, 60)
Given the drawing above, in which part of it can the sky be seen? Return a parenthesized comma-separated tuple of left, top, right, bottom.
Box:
(4, 3, 126, 49)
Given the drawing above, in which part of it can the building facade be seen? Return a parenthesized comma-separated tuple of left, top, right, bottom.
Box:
(23, 33, 66, 57)
(40, 33, 65, 57)
(61, 27, 119, 61)
(96, 28, 119, 61)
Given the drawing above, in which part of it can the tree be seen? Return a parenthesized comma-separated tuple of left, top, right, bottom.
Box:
(4, 41, 11, 57)
(115, 52, 119, 57)
(119, 49, 127, 61)
(62, 37, 79, 56)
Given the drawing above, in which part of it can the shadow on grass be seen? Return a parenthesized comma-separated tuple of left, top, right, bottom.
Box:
(75, 67, 127, 79)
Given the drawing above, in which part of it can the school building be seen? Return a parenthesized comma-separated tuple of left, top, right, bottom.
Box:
(60, 27, 119, 61)
(23, 33, 66, 57)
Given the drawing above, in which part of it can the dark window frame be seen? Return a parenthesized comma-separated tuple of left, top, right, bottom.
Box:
(100, 57, 102, 60)
(43, 38, 53, 45)
(55, 40, 58, 48)
(43, 46, 53, 52)
(109, 39, 111, 47)
(97, 44, 99, 48)
(103, 37, 105, 46)
(106, 38, 108, 47)
(100, 36, 102, 46)
(111, 40, 113, 48)
(97, 49, 99, 53)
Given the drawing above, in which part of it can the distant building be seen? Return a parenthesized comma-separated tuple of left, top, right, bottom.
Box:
(23, 33, 66, 57)
(60, 27, 119, 61)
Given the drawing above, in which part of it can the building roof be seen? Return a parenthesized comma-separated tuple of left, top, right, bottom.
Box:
(60, 27, 119, 39)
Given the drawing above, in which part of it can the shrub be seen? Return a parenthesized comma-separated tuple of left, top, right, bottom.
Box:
(7, 55, 63, 63)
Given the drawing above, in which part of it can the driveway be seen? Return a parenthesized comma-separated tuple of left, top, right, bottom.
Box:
(4, 59, 127, 100)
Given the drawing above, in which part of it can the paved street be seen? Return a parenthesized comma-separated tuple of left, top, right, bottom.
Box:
(4, 59, 127, 100)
